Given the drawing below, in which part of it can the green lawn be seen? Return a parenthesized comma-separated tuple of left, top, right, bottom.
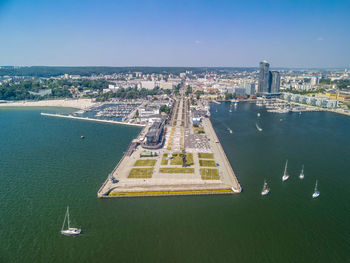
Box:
(134, 159, 156, 167)
(170, 153, 194, 166)
(199, 160, 216, 167)
(200, 168, 220, 180)
(161, 159, 168, 165)
(128, 168, 153, 178)
(159, 168, 194, 174)
(198, 153, 214, 159)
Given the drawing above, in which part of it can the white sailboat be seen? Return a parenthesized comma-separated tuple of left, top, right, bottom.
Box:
(299, 165, 304, 179)
(312, 180, 320, 198)
(282, 160, 290, 181)
(61, 206, 81, 236)
(256, 123, 262, 131)
(261, 180, 270, 196)
(257, 112, 261, 117)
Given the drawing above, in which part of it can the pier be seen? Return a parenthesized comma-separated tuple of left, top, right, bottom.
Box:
(40, 113, 146, 127)
(97, 95, 241, 198)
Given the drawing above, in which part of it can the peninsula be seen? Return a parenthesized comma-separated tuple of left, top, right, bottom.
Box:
(98, 88, 242, 198)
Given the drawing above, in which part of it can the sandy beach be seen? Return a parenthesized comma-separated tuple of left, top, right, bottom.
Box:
(0, 99, 96, 109)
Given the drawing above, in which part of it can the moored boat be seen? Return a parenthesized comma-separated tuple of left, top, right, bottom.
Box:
(61, 206, 81, 236)
(261, 180, 270, 196)
(299, 165, 304, 179)
(282, 160, 290, 181)
(312, 180, 320, 198)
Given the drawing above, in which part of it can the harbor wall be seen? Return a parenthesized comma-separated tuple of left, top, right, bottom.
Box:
(40, 113, 146, 127)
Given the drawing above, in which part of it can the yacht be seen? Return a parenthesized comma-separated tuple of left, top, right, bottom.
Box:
(61, 206, 81, 236)
(261, 180, 270, 196)
(299, 165, 304, 179)
(312, 180, 320, 198)
(282, 160, 290, 181)
(257, 112, 261, 117)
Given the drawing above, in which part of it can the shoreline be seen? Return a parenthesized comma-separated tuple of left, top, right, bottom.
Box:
(0, 99, 96, 109)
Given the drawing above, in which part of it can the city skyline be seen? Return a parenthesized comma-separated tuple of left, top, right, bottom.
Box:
(0, 0, 349, 68)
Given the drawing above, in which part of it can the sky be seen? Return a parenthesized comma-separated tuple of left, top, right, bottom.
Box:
(0, 0, 349, 68)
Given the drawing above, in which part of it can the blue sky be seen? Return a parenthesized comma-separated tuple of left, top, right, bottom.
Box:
(0, 0, 349, 67)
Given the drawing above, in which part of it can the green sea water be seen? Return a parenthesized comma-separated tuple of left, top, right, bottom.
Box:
(0, 104, 349, 263)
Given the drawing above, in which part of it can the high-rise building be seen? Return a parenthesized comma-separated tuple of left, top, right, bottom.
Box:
(270, 71, 280, 93)
(258, 61, 270, 94)
(258, 61, 280, 95)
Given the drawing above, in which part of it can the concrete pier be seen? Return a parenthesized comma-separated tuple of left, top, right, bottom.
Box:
(40, 113, 146, 127)
(97, 96, 241, 198)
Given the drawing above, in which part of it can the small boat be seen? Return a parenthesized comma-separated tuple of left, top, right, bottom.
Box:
(231, 99, 239, 103)
(61, 206, 81, 236)
(229, 104, 232, 113)
(256, 123, 262, 131)
(261, 180, 270, 196)
(81, 136, 85, 139)
(312, 180, 320, 198)
(257, 113, 261, 117)
(282, 160, 289, 181)
(299, 165, 304, 179)
(227, 128, 233, 134)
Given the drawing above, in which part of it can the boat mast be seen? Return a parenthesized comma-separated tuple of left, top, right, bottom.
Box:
(61, 207, 67, 231)
(284, 160, 288, 176)
(67, 206, 70, 229)
(314, 180, 318, 191)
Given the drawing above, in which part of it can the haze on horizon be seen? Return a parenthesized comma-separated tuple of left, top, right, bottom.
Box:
(0, 0, 349, 68)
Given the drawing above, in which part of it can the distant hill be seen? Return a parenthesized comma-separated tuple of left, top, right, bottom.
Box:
(0, 66, 257, 77)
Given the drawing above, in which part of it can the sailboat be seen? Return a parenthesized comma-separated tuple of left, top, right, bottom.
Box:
(261, 180, 270, 196)
(61, 206, 81, 236)
(257, 112, 261, 117)
(256, 123, 263, 131)
(312, 180, 320, 198)
(282, 160, 290, 181)
(299, 165, 304, 179)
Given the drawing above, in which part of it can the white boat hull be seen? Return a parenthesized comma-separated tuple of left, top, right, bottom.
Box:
(61, 228, 81, 236)
(312, 192, 320, 198)
(261, 189, 270, 196)
(299, 174, 304, 179)
(282, 175, 289, 181)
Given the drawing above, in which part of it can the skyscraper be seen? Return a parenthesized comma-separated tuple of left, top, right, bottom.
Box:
(258, 61, 270, 94)
(270, 71, 280, 93)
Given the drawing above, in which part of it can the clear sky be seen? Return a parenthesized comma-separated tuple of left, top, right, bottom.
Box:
(0, 0, 349, 68)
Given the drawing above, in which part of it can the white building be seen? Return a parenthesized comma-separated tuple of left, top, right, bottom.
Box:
(141, 81, 155, 90)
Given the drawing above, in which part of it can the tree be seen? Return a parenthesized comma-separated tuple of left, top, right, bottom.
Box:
(159, 105, 171, 115)
(225, 92, 234, 100)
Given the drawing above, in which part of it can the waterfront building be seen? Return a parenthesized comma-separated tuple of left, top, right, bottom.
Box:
(258, 61, 270, 94)
(282, 93, 339, 108)
(235, 87, 246, 96)
(240, 82, 256, 95)
(270, 71, 280, 93)
(145, 121, 164, 147)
